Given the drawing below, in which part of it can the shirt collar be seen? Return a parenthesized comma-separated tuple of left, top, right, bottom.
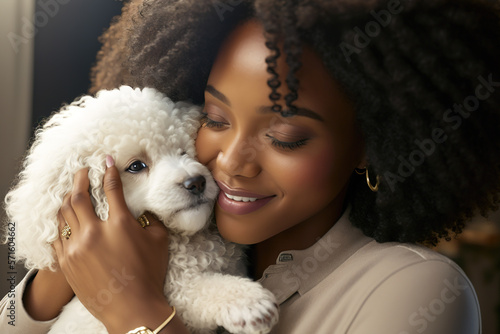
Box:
(258, 205, 373, 304)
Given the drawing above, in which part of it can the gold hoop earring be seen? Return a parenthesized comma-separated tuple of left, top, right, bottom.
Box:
(366, 168, 380, 192)
(354, 167, 380, 192)
(354, 168, 366, 175)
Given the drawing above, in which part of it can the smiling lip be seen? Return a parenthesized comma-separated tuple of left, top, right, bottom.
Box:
(216, 181, 275, 215)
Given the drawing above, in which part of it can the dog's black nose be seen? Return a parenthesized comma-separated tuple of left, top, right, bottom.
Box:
(183, 175, 206, 195)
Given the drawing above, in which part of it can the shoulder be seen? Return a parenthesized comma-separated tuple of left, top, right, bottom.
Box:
(270, 239, 480, 334)
(345, 242, 481, 334)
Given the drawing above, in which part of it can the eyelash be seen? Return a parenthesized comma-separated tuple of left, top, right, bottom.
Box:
(201, 114, 226, 129)
(201, 113, 309, 151)
(266, 135, 309, 151)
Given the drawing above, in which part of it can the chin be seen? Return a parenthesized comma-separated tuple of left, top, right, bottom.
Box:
(215, 210, 270, 245)
(168, 203, 215, 236)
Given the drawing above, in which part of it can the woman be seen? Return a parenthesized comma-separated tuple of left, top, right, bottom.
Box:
(2, 0, 500, 333)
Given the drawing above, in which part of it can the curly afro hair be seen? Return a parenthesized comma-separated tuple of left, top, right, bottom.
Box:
(90, 0, 500, 246)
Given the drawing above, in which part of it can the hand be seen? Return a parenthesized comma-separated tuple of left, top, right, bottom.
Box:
(52, 157, 173, 333)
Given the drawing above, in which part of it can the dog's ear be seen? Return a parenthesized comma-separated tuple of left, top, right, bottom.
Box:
(3, 132, 85, 270)
(87, 155, 109, 221)
(175, 102, 203, 138)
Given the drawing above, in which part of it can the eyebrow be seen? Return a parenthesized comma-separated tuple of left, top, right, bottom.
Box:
(205, 84, 324, 122)
(205, 85, 231, 106)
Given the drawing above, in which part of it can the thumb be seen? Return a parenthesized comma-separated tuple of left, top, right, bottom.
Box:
(103, 155, 129, 217)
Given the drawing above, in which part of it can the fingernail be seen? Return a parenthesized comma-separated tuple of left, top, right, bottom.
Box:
(106, 155, 115, 168)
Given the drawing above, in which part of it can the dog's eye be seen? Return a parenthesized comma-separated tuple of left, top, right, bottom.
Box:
(126, 160, 148, 173)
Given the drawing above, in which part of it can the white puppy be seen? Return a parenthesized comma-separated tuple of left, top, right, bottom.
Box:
(4, 86, 278, 334)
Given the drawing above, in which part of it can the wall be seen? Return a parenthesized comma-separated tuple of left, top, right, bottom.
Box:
(0, 0, 36, 301)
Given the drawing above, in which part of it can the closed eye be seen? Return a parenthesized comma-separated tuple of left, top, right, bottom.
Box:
(200, 112, 227, 129)
(265, 134, 309, 151)
(126, 160, 148, 173)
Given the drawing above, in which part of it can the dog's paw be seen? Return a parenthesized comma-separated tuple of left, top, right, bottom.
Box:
(218, 284, 279, 334)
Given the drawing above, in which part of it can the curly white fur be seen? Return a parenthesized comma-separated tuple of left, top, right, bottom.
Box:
(3, 86, 278, 334)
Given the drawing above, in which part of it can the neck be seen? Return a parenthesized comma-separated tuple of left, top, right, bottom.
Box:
(252, 197, 347, 279)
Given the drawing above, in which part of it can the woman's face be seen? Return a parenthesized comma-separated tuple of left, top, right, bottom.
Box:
(196, 20, 365, 245)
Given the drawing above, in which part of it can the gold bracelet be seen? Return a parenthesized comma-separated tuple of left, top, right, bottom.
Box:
(126, 306, 176, 334)
(126, 327, 153, 334)
(153, 306, 176, 334)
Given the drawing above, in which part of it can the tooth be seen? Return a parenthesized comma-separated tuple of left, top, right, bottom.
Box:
(225, 192, 258, 202)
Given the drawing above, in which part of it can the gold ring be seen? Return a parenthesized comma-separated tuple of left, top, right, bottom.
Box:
(61, 225, 72, 239)
(137, 214, 150, 228)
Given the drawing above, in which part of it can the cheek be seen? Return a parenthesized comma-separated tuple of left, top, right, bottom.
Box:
(293, 150, 336, 187)
(120, 175, 148, 216)
(292, 124, 363, 192)
(272, 141, 347, 196)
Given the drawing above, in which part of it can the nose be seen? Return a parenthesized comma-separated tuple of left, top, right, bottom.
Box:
(183, 175, 206, 195)
(217, 137, 261, 178)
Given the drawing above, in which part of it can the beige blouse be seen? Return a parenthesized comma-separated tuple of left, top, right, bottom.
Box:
(1, 207, 481, 333)
(259, 207, 480, 333)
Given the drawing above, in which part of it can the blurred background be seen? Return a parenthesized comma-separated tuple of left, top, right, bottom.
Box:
(1, 0, 499, 332)
(0, 0, 123, 317)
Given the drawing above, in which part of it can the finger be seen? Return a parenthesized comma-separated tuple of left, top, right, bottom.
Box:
(60, 193, 81, 236)
(71, 168, 99, 225)
(103, 155, 131, 219)
(58, 199, 69, 231)
(52, 213, 67, 264)
(57, 213, 73, 247)
(52, 223, 64, 258)
(142, 212, 169, 239)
